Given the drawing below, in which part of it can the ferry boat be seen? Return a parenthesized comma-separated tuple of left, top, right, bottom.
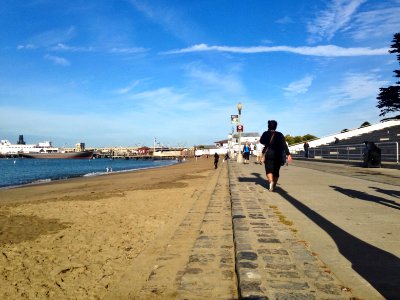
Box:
(0, 138, 93, 159)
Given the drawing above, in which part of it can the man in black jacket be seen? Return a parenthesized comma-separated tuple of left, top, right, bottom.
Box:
(214, 153, 219, 169)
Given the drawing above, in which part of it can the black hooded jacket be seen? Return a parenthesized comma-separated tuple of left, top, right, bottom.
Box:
(260, 130, 290, 162)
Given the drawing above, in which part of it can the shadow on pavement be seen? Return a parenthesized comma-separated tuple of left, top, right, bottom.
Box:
(331, 186, 400, 211)
(238, 172, 269, 189)
(369, 186, 400, 199)
(277, 188, 400, 299)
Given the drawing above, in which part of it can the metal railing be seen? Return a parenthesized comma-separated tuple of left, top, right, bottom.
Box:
(292, 141, 399, 164)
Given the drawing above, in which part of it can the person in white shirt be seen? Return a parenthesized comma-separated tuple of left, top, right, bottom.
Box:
(255, 139, 264, 165)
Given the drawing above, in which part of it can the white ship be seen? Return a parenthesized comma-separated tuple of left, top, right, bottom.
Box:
(0, 138, 93, 159)
(0, 139, 58, 155)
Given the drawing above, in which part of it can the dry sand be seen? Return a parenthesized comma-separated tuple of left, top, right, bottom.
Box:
(0, 157, 231, 299)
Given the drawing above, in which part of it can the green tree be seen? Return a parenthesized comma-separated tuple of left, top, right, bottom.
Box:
(359, 121, 371, 128)
(285, 134, 319, 145)
(377, 33, 400, 117)
(285, 135, 295, 145)
(293, 136, 303, 144)
(303, 134, 317, 141)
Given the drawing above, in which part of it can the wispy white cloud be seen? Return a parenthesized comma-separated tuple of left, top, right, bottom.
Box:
(129, 0, 200, 43)
(109, 47, 148, 54)
(344, 7, 400, 41)
(185, 63, 245, 95)
(114, 80, 141, 95)
(275, 16, 294, 25)
(129, 87, 187, 111)
(50, 43, 94, 52)
(49, 43, 147, 55)
(307, 0, 366, 43)
(284, 75, 314, 97)
(27, 26, 76, 48)
(44, 54, 70, 66)
(321, 72, 388, 110)
(166, 43, 388, 57)
(19, 40, 147, 58)
(17, 44, 36, 50)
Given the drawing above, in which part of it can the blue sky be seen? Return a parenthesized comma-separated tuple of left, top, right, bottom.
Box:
(1, 0, 399, 147)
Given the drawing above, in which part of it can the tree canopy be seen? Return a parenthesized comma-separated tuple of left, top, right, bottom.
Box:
(377, 33, 400, 117)
(359, 121, 371, 128)
(285, 134, 318, 146)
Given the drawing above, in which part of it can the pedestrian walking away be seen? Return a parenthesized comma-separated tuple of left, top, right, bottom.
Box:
(260, 120, 292, 192)
(242, 142, 251, 164)
(214, 152, 219, 169)
(224, 152, 230, 161)
(255, 139, 264, 164)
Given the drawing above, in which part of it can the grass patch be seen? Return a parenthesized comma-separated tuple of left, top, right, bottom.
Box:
(277, 214, 293, 226)
(269, 205, 294, 227)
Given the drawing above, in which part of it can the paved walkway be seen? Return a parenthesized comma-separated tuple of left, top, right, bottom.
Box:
(228, 159, 400, 300)
(106, 158, 399, 299)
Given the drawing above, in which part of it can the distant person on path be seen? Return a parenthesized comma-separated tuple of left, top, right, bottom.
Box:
(255, 139, 263, 164)
(224, 152, 230, 161)
(303, 141, 310, 158)
(260, 120, 292, 192)
(214, 153, 219, 169)
(242, 142, 250, 164)
(363, 141, 381, 167)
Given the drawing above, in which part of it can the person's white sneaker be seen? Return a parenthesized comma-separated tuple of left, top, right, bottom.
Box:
(269, 181, 274, 192)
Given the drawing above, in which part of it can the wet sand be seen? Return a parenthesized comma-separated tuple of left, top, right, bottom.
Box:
(0, 157, 218, 299)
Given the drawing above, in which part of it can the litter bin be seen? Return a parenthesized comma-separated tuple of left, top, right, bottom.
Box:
(363, 141, 381, 168)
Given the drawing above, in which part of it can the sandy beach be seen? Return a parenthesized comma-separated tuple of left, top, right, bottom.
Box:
(0, 157, 233, 299)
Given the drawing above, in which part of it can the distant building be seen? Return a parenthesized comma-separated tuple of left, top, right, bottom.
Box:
(75, 143, 86, 152)
(195, 145, 227, 156)
(232, 132, 260, 144)
(206, 132, 261, 157)
(137, 146, 150, 155)
(214, 139, 229, 147)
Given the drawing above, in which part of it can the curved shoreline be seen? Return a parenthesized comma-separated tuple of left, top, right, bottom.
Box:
(0, 159, 179, 190)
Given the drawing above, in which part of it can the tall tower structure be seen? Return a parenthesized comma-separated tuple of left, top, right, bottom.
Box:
(17, 135, 26, 145)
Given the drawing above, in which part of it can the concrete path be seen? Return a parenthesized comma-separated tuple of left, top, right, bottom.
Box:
(228, 158, 400, 299)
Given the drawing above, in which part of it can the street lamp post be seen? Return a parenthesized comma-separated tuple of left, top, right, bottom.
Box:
(230, 126, 235, 158)
(237, 102, 243, 163)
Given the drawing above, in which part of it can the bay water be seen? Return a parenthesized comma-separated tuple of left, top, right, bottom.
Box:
(0, 158, 177, 189)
